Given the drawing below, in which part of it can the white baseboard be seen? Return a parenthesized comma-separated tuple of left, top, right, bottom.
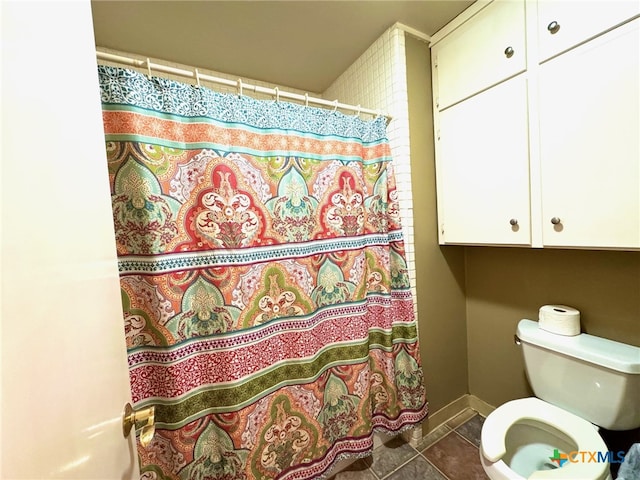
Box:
(421, 394, 495, 436)
(468, 394, 495, 417)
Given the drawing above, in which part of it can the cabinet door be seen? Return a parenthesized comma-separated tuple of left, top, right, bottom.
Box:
(537, 0, 640, 62)
(434, 0, 526, 111)
(539, 20, 640, 249)
(437, 74, 531, 245)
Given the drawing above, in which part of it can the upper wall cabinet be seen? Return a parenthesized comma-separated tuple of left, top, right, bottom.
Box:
(539, 20, 640, 248)
(434, 0, 526, 111)
(437, 74, 531, 245)
(537, 0, 640, 62)
(430, 0, 640, 250)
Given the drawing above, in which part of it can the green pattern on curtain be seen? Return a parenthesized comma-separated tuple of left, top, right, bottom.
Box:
(98, 66, 428, 480)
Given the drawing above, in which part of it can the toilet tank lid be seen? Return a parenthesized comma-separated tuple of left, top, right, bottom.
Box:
(517, 319, 640, 374)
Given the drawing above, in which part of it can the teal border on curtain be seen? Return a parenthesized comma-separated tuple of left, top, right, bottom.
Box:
(98, 65, 389, 143)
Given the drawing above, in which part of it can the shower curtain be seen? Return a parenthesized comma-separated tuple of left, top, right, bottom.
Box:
(98, 65, 428, 480)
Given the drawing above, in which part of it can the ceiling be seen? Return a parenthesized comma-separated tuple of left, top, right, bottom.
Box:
(91, 0, 474, 93)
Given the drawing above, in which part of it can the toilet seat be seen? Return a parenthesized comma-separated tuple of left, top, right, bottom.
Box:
(481, 397, 610, 480)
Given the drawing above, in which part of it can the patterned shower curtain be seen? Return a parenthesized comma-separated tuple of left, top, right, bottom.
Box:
(98, 65, 428, 480)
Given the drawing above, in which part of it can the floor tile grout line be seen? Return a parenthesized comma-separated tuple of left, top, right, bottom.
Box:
(377, 448, 422, 479)
(417, 423, 455, 452)
(368, 466, 382, 480)
(422, 428, 456, 451)
(372, 424, 447, 479)
(394, 424, 457, 478)
(416, 449, 453, 480)
(452, 428, 482, 450)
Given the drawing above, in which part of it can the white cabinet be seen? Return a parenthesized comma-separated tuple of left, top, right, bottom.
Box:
(431, 0, 640, 250)
(537, 0, 640, 62)
(437, 74, 531, 245)
(539, 19, 640, 248)
(432, 0, 531, 246)
(434, 0, 526, 110)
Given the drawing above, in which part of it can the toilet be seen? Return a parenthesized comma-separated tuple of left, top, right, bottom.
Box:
(480, 319, 640, 480)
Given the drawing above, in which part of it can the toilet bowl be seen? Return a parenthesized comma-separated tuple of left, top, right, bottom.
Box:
(480, 397, 611, 480)
(479, 319, 640, 480)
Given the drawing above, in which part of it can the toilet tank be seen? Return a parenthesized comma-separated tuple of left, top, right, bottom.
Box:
(517, 319, 640, 430)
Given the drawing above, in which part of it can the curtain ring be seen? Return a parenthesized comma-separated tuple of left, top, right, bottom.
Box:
(194, 68, 201, 88)
(304, 92, 309, 107)
(355, 104, 361, 117)
(237, 78, 243, 97)
(146, 58, 152, 78)
(333, 99, 338, 112)
(274, 86, 280, 103)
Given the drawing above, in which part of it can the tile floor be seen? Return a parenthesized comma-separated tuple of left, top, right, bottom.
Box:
(329, 409, 488, 480)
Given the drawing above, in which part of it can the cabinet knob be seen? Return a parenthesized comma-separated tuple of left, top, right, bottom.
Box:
(504, 46, 515, 58)
(547, 21, 561, 34)
(550, 217, 561, 225)
(509, 218, 518, 226)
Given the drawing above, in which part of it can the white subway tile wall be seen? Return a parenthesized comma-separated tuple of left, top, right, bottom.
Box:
(323, 27, 418, 318)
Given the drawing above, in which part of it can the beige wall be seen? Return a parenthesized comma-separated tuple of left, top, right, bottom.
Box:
(405, 36, 468, 415)
(466, 247, 640, 407)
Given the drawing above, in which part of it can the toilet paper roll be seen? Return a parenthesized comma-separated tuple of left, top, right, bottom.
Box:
(538, 305, 581, 336)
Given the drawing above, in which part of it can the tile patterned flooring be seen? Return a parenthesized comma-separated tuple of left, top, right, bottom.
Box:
(329, 409, 488, 480)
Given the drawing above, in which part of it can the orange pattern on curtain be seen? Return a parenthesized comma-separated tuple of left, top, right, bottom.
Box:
(99, 65, 428, 480)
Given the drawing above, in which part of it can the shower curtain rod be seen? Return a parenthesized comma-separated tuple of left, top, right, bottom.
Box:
(96, 51, 392, 122)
